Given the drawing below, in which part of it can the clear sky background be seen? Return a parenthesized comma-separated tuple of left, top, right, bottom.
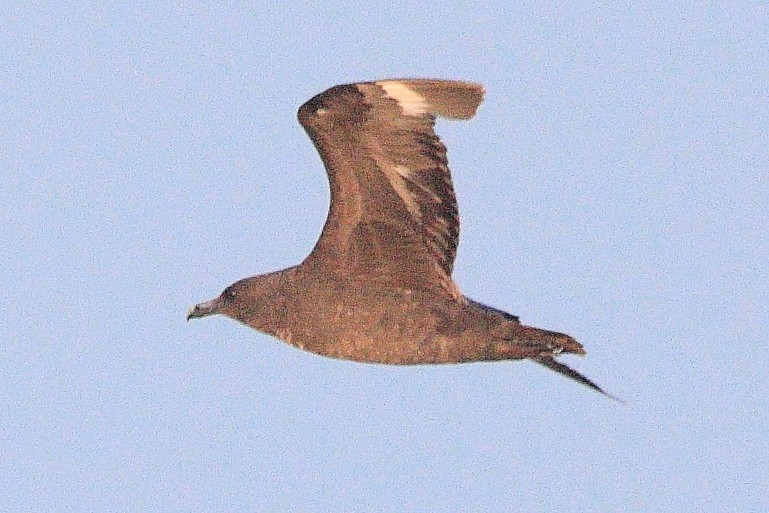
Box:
(2, 2, 767, 512)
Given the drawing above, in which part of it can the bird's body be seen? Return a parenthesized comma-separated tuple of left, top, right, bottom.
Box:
(208, 264, 583, 366)
(189, 79, 613, 397)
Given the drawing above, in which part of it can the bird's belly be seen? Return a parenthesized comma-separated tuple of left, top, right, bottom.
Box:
(261, 290, 431, 363)
(271, 294, 491, 365)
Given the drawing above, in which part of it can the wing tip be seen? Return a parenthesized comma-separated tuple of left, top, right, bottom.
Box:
(374, 79, 485, 120)
(298, 78, 486, 124)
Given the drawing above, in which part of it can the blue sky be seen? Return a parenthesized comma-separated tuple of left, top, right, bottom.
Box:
(2, 2, 767, 512)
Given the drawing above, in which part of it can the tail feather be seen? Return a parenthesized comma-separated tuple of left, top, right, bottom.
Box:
(535, 356, 623, 403)
(482, 310, 621, 401)
(501, 324, 586, 356)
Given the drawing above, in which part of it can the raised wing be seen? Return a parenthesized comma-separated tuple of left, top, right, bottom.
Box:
(298, 79, 484, 296)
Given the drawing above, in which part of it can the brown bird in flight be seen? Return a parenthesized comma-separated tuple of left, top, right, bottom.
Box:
(189, 79, 615, 398)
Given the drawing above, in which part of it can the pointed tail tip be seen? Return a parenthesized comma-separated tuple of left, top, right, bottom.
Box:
(535, 356, 624, 404)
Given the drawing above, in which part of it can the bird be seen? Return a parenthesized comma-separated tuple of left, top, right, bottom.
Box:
(188, 78, 616, 399)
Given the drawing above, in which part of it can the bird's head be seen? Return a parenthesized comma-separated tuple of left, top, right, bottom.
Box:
(187, 279, 251, 322)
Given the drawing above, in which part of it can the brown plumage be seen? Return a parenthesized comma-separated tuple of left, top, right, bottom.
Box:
(188, 79, 615, 398)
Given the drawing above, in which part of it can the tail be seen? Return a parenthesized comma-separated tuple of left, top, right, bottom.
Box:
(498, 323, 622, 402)
(497, 323, 586, 357)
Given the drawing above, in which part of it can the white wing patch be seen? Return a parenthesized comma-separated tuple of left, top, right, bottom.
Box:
(377, 81, 429, 116)
(393, 164, 412, 179)
(383, 165, 421, 219)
